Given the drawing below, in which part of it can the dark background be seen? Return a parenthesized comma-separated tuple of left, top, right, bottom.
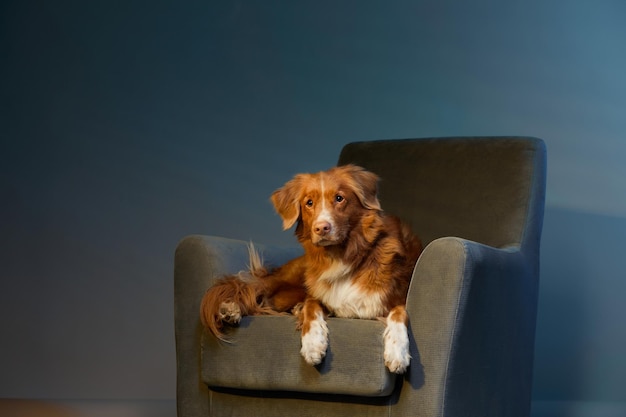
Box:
(1, 0, 625, 407)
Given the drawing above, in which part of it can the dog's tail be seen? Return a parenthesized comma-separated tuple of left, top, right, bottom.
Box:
(244, 242, 266, 278)
(199, 243, 274, 341)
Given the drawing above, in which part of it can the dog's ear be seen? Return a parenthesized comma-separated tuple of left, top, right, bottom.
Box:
(338, 165, 382, 210)
(271, 174, 306, 230)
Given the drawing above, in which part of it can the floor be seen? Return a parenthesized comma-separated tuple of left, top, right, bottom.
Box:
(2, 399, 626, 417)
(531, 401, 626, 417)
(0, 399, 176, 417)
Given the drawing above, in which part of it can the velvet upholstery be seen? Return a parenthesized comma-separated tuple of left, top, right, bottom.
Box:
(174, 137, 547, 417)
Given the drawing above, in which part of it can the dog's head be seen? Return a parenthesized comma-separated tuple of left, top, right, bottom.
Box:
(271, 164, 382, 246)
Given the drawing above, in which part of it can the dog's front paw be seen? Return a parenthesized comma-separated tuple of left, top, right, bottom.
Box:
(300, 312, 328, 365)
(218, 301, 242, 325)
(383, 320, 411, 374)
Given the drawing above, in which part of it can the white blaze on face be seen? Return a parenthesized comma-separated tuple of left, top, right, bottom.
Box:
(311, 176, 337, 244)
(316, 177, 333, 225)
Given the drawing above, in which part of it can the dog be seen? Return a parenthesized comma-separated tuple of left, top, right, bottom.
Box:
(200, 164, 422, 373)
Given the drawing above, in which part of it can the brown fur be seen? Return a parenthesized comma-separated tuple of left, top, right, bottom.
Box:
(200, 164, 422, 343)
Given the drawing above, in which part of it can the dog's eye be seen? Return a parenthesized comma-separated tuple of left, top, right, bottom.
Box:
(305, 199, 314, 207)
(335, 195, 344, 203)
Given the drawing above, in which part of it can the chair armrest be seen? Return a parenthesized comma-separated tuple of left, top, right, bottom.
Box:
(174, 235, 301, 417)
(403, 237, 537, 417)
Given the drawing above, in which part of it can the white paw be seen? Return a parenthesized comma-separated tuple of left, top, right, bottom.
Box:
(218, 301, 241, 325)
(300, 311, 328, 366)
(383, 320, 411, 374)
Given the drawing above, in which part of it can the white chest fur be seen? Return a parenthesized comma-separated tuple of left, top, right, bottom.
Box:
(312, 260, 385, 319)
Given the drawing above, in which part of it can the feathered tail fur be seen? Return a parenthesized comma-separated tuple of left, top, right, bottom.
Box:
(200, 243, 288, 341)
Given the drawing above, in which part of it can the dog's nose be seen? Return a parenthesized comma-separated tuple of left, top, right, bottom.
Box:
(313, 221, 331, 236)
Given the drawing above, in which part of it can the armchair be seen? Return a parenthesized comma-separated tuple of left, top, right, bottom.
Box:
(175, 136, 547, 417)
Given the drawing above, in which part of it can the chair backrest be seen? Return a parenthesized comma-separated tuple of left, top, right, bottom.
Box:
(338, 137, 546, 251)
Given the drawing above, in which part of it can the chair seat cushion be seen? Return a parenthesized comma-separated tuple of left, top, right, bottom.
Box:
(201, 316, 397, 397)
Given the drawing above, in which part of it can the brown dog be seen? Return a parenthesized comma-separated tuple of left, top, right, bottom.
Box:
(200, 164, 422, 373)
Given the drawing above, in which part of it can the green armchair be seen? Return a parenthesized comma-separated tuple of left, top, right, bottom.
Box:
(175, 137, 547, 417)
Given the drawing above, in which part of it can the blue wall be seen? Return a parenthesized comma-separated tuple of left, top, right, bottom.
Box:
(1, 0, 625, 408)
